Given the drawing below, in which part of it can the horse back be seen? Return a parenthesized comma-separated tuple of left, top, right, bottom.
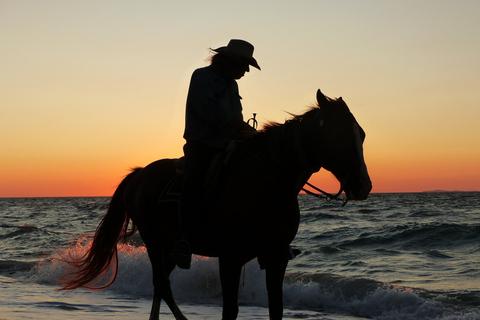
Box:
(124, 159, 180, 240)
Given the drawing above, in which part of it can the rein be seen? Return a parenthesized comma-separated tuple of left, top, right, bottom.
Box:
(302, 182, 349, 207)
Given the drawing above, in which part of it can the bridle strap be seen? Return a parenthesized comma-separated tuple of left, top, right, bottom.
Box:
(302, 181, 348, 206)
(290, 120, 348, 206)
(247, 113, 348, 207)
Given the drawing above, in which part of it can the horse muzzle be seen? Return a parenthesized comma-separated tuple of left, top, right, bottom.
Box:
(343, 166, 372, 201)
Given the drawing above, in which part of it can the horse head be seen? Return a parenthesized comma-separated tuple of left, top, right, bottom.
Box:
(302, 89, 372, 200)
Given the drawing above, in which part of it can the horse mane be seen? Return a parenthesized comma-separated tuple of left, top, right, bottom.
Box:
(258, 94, 343, 134)
(244, 106, 320, 157)
(258, 106, 319, 134)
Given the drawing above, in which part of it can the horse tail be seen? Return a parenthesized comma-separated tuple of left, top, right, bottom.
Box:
(59, 168, 142, 291)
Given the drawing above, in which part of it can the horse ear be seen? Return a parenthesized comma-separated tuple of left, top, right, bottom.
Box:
(316, 89, 329, 108)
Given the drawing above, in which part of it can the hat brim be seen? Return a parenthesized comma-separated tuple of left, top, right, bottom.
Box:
(212, 46, 261, 70)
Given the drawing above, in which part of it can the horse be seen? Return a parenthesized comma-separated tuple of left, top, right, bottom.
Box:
(59, 89, 372, 320)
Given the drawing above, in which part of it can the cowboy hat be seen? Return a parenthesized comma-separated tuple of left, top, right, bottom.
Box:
(211, 39, 261, 70)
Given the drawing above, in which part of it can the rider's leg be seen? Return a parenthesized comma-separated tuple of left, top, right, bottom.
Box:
(171, 141, 218, 269)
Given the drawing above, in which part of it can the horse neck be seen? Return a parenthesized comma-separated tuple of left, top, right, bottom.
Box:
(249, 123, 317, 192)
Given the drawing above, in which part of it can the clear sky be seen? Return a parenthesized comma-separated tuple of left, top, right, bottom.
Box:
(1, 0, 479, 197)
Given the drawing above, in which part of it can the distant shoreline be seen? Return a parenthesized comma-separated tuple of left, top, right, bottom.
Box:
(1, 190, 479, 199)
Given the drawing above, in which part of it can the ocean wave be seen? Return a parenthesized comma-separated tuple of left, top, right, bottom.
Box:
(0, 259, 37, 274)
(3, 195, 480, 320)
(333, 223, 480, 250)
(25, 242, 480, 320)
(0, 224, 38, 240)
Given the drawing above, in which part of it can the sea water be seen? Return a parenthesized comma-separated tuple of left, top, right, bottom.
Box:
(0, 193, 479, 320)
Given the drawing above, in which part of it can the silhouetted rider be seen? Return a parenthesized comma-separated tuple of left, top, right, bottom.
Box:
(171, 39, 260, 269)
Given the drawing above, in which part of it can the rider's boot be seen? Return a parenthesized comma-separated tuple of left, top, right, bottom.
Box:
(170, 200, 192, 269)
(170, 238, 191, 269)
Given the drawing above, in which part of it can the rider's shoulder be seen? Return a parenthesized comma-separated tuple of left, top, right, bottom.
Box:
(192, 65, 222, 79)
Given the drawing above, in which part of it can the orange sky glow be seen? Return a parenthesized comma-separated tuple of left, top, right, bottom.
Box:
(1, 1, 480, 197)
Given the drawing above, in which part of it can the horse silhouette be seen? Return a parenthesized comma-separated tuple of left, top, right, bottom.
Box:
(60, 89, 372, 320)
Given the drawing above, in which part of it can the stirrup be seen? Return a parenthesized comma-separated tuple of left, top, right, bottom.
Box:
(170, 240, 191, 269)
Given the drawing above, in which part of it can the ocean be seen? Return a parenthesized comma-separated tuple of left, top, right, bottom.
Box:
(0, 192, 479, 320)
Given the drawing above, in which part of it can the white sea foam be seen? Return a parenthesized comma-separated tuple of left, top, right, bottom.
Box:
(29, 242, 480, 320)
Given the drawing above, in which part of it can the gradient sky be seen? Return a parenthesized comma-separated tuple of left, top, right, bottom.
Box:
(1, 0, 479, 197)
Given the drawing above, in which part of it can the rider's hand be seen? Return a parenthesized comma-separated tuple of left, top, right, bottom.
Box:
(241, 125, 257, 139)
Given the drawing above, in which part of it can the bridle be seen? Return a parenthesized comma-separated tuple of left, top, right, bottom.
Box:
(246, 106, 354, 207)
(271, 112, 350, 207)
(291, 122, 349, 206)
(302, 181, 349, 207)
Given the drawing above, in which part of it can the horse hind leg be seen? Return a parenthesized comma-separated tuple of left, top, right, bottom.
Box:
(154, 278, 188, 320)
(150, 291, 187, 320)
(143, 237, 187, 320)
(149, 295, 162, 320)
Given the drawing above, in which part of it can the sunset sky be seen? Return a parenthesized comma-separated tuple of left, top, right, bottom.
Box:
(1, 1, 479, 197)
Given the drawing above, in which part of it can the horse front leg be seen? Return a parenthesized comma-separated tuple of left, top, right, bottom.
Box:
(219, 257, 242, 320)
(260, 246, 290, 320)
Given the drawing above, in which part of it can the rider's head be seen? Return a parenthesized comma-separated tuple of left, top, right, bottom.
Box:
(209, 39, 260, 80)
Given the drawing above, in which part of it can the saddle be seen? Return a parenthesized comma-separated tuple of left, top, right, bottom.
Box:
(157, 141, 241, 203)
